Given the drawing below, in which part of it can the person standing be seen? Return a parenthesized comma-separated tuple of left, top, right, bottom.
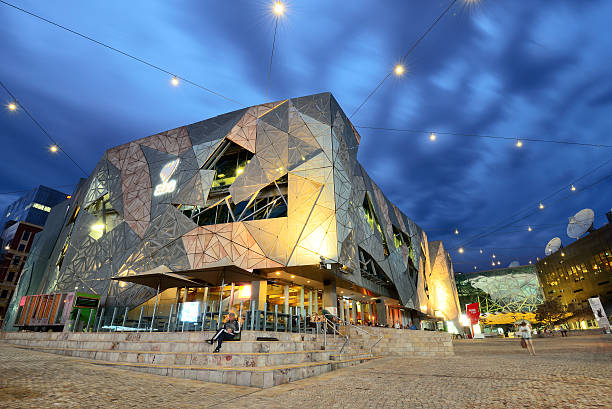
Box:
(518, 322, 536, 356)
(208, 312, 240, 353)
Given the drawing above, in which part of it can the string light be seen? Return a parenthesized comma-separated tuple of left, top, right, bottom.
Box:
(491, 261, 495, 266)
(516, 139, 523, 148)
(171, 76, 179, 86)
(529, 260, 532, 264)
(527, 226, 532, 232)
(539, 202, 545, 209)
(492, 254, 496, 258)
(7, 101, 17, 111)
(497, 261, 501, 265)
(454, 229, 459, 235)
(571, 185, 576, 191)
(458, 247, 464, 254)
(429, 132, 436, 141)
(394, 64, 405, 76)
(473, 266, 477, 270)
(49, 145, 58, 153)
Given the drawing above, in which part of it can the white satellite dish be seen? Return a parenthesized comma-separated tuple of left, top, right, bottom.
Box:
(545, 237, 562, 256)
(567, 208, 594, 239)
(508, 261, 520, 268)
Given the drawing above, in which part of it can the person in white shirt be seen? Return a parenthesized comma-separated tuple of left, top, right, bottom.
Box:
(517, 322, 536, 356)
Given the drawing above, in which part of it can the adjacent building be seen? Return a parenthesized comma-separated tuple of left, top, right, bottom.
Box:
(455, 265, 544, 327)
(0, 186, 68, 326)
(3, 93, 460, 331)
(536, 214, 612, 329)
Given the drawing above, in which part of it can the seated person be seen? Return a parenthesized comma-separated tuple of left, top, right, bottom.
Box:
(208, 312, 240, 353)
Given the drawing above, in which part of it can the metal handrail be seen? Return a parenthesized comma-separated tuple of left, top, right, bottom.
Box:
(321, 316, 349, 352)
(342, 321, 384, 355)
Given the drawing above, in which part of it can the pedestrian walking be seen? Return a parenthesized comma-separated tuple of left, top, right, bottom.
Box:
(518, 322, 536, 356)
(207, 311, 240, 353)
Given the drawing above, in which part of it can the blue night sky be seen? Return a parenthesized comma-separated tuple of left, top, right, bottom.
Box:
(1, 0, 611, 272)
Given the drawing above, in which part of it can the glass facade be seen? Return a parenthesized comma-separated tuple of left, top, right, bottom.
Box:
(1, 185, 68, 229)
(455, 265, 544, 325)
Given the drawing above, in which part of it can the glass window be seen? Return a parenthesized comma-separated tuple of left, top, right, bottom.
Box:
(84, 193, 121, 240)
(7, 271, 14, 282)
(362, 194, 389, 256)
(21, 231, 30, 241)
(17, 244, 25, 252)
(0, 290, 7, 298)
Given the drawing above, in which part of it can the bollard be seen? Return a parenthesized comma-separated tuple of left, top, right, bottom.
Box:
(167, 304, 174, 332)
(96, 308, 105, 332)
(137, 306, 144, 330)
(110, 307, 117, 332)
(201, 302, 208, 332)
(85, 308, 93, 332)
(122, 306, 128, 330)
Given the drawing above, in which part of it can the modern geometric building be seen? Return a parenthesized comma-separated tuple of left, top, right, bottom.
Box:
(0, 185, 68, 325)
(4, 93, 460, 331)
(455, 265, 544, 326)
(536, 217, 612, 329)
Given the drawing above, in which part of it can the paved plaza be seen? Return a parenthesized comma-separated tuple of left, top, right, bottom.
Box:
(1, 335, 611, 408)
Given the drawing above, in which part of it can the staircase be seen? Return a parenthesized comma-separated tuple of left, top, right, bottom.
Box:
(0, 331, 381, 388)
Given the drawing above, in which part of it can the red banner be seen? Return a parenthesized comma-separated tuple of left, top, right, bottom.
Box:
(466, 303, 480, 325)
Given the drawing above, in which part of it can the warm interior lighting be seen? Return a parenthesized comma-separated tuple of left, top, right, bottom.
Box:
(91, 224, 104, 232)
(4, 245, 9, 250)
(458, 247, 464, 254)
(273, 1, 285, 15)
(238, 285, 251, 299)
(171, 76, 179, 86)
(394, 64, 405, 76)
(561, 252, 565, 257)
(539, 202, 544, 209)
(275, 271, 281, 275)
(516, 139, 523, 147)
(7, 102, 17, 111)
(306, 280, 310, 283)
(290, 275, 295, 279)
(50, 145, 58, 153)
(429, 132, 436, 141)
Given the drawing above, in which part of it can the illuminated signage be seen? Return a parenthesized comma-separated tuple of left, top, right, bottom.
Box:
(180, 301, 199, 322)
(153, 159, 180, 196)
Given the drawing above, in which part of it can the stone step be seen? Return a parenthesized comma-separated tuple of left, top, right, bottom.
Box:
(12, 345, 332, 367)
(3, 338, 323, 353)
(78, 354, 382, 388)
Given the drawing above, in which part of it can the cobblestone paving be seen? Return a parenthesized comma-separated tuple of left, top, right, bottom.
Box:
(1, 335, 611, 408)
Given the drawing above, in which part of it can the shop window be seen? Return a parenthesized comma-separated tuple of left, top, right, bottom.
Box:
(84, 193, 121, 240)
(176, 175, 287, 226)
(362, 194, 389, 256)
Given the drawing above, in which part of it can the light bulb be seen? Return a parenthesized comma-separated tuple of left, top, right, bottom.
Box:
(479, 249, 483, 254)
(50, 145, 58, 153)
(539, 202, 544, 209)
(394, 64, 405, 76)
(492, 254, 496, 258)
(528, 226, 532, 232)
(429, 132, 436, 141)
(458, 247, 464, 254)
(570, 185, 576, 192)
(7, 102, 17, 111)
(454, 229, 459, 235)
(497, 261, 501, 265)
(516, 139, 523, 148)
(273, 2, 285, 15)
(171, 76, 179, 86)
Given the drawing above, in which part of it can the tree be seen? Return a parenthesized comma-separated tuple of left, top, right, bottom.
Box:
(535, 299, 566, 327)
